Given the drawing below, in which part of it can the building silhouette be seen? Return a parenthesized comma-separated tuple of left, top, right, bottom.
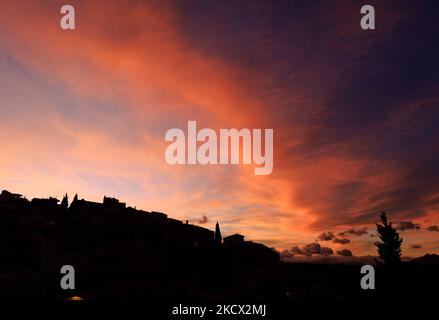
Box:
(224, 234, 244, 247)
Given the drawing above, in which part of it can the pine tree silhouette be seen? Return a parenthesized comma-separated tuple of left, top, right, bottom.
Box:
(60, 193, 68, 209)
(214, 222, 222, 248)
(374, 211, 402, 265)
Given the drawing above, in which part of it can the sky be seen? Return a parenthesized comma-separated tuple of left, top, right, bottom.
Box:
(0, 0, 438, 258)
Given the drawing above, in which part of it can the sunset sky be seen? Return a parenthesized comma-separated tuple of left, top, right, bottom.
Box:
(0, 0, 438, 258)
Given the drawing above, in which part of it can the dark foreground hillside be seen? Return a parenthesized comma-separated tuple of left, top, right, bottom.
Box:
(0, 190, 438, 301)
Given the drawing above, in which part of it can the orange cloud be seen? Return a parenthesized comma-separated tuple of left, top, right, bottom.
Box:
(0, 0, 438, 257)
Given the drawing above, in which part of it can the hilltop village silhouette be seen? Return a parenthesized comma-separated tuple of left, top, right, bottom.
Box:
(0, 189, 280, 300)
(0, 189, 438, 301)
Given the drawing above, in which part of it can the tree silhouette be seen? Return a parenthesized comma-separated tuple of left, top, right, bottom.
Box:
(60, 193, 68, 210)
(374, 211, 402, 265)
(214, 222, 222, 248)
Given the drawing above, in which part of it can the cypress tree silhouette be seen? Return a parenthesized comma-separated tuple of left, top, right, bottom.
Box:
(60, 193, 68, 210)
(374, 211, 402, 265)
(214, 222, 222, 248)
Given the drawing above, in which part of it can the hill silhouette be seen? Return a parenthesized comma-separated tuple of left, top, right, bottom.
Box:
(410, 253, 439, 265)
(0, 189, 438, 301)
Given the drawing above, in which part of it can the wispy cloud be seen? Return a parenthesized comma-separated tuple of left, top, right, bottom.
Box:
(0, 0, 438, 256)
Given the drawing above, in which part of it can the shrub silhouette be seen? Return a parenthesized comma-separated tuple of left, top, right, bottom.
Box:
(374, 211, 402, 265)
(214, 221, 222, 248)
